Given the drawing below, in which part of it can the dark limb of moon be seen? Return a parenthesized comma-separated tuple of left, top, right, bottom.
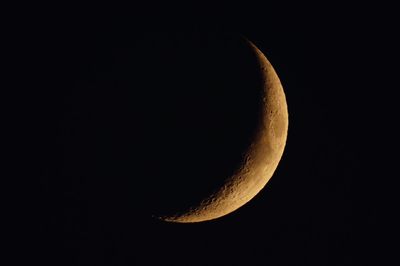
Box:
(158, 39, 289, 223)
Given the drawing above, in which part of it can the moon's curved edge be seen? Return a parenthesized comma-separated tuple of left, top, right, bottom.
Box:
(158, 39, 289, 223)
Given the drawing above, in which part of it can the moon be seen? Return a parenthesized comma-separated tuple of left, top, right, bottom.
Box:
(158, 39, 288, 223)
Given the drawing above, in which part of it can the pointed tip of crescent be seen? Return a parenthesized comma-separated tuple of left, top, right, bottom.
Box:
(240, 37, 259, 51)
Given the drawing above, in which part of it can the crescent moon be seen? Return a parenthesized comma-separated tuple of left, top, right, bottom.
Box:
(158, 39, 288, 223)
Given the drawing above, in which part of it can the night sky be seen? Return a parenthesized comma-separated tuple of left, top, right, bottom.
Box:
(17, 3, 396, 265)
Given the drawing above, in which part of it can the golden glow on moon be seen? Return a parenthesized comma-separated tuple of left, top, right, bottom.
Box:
(159, 40, 288, 223)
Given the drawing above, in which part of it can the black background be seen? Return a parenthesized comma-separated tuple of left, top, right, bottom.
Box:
(13, 3, 397, 265)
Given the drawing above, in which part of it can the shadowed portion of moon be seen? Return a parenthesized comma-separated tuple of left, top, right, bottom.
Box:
(55, 32, 286, 225)
(131, 33, 266, 218)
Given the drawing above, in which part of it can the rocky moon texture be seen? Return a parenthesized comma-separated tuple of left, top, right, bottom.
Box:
(159, 40, 288, 223)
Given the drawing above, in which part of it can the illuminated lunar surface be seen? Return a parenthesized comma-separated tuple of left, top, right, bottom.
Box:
(158, 40, 288, 223)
